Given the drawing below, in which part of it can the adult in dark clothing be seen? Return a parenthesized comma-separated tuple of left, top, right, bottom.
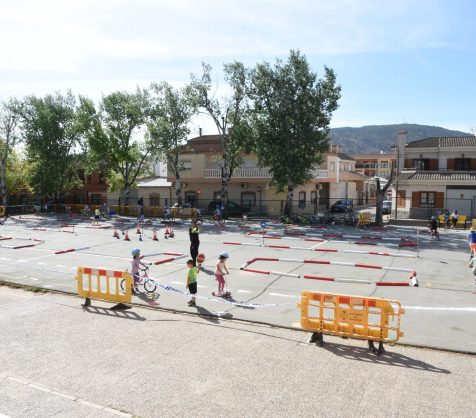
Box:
(137, 197, 144, 218)
(189, 220, 200, 267)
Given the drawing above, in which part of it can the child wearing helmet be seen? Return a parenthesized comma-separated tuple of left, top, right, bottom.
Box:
(131, 248, 148, 294)
(214, 252, 230, 296)
(467, 227, 476, 258)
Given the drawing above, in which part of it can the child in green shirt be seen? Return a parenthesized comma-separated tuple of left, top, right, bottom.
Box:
(186, 259, 199, 307)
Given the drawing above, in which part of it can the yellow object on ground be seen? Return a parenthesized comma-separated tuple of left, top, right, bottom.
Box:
(76, 267, 132, 304)
(298, 291, 405, 343)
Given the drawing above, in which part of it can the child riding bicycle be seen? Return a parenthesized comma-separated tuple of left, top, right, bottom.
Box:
(131, 248, 149, 295)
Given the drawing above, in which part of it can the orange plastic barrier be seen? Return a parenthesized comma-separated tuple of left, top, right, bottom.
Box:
(76, 267, 132, 306)
(298, 291, 405, 354)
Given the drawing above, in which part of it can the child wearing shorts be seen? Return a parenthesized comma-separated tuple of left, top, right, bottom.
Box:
(186, 259, 199, 307)
(468, 227, 476, 259)
(215, 252, 229, 296)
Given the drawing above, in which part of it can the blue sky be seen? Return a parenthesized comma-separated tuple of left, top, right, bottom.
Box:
(0, 0, 475, 133)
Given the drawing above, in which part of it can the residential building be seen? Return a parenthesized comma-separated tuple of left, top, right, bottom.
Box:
(391, 135, 476, 219)
(158, 135, 363, 215)
(62, 171, 108, 204)
(351, 152, 396, 203)
(352, 153, 395, 179)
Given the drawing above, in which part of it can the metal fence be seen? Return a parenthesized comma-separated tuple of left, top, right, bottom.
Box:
(408, 198, 475, 220)
(3, 197, 378, 218)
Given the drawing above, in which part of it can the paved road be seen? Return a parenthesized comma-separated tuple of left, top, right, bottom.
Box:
(1, 286, 475, 418)
(0, 215, 475, 353)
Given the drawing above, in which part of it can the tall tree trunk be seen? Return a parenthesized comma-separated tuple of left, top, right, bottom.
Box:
(0, 156, 7, 213)
(284, 182, 294, 216)
(375, 191, 384, 226)
(221, 172, 230, 219)
(174, 176, 183, 206)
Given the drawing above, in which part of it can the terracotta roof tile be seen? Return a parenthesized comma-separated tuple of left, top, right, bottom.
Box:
(402, 170, 476, 181)
(406, 136, 476, 148)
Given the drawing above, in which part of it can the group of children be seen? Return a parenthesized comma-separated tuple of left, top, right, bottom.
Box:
(131, 247, 231, 307)
(186, 251, 230, 307)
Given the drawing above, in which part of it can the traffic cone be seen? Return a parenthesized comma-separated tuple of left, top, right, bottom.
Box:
(152, 230, 158, 241)
(124, 230, 130, 241)
(167, 225, 174, 238)
(113, 228, 119, 238)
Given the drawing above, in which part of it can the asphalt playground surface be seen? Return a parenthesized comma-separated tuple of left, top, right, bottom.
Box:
(1, 286, 475, 418)
(0, 214, 475, 353)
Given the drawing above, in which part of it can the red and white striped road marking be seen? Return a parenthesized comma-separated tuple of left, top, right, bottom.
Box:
(55, 246, 90, 255)
(313, 248, 415, 257)
(244, 234, 417, 247)
(32, 227, 75, 234)
(0, 238, 45, 250)
(224, 241, 415, 257)
(247, 230, 415, 242)
(240, 257, 418, 286)
(224, 241, 316, 250)
(147, 252, 187, 265)
(240, 257, 415, 273)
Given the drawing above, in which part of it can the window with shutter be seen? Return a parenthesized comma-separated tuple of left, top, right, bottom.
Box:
(412, 192, 421, 208)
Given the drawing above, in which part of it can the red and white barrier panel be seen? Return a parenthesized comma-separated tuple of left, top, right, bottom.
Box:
(313, 248, 416, 258)
(152, 253, 187, 265)
(1, 238, 45, 249)
(240, 257, 415, 272)
(240, 258, 418, 286)
(32, 227, 76, 234)
(224, 241, 314, 250)
(246, 233, 416, 247)
(55, 246, 90, 255)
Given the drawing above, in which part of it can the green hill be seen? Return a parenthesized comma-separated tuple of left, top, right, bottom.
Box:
(330, 124, 470, 154)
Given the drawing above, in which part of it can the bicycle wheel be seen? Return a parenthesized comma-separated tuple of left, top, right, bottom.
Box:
(120, 278, 126, 292)
(143, 278, 157, 293)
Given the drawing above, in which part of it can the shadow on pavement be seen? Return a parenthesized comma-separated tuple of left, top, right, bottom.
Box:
(320, 341, 451, 374)
(195, 306, 223, 323)
(83, 305, 146, 321)
(199, 267, 215, 276)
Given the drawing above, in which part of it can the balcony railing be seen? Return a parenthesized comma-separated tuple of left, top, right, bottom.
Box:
(204, 167, 331, 179)
(204, 167, 272, 179)
(311, 169, 329, 178)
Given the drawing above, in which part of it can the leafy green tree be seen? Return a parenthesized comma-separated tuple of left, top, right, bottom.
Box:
(249, 50, 341, 215)
(189, 62, 251, 214)
(6, 149, 33, 197)
(147, 82, 195, 206)
(0, 98, 21, 209)
(80, 90, 151, 204)
(17, 91, 85, 200)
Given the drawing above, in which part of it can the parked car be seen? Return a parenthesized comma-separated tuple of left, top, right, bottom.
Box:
(207, 200, 250, 216)
(330, 199, 354, 213)
(168, 202, 201, 215)
(382, 200, 392, 215)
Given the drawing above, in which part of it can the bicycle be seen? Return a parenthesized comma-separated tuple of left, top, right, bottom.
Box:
(120, 268, 157, 294)
(210, 213, 225, 226)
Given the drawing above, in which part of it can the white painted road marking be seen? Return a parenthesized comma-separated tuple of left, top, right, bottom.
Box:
(237, 290, 253, 293)
(269, 293, 299, 299)
(404, 306, 476, 312)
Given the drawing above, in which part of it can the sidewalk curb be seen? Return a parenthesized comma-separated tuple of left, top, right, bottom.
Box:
(1, 279, 475, 357)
